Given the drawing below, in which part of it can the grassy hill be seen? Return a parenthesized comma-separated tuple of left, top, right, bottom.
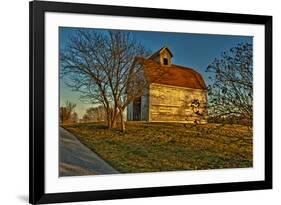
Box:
(62, 122, 252, 173)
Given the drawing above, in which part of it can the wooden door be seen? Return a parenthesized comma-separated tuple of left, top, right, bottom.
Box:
(133, 97, 141, 121)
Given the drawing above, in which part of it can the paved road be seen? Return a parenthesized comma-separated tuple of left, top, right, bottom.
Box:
(59, 127, 119, 176)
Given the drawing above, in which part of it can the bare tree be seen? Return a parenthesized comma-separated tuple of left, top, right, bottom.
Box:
(60, 29, 150, 131)
(60, 101, 77, 124)
(206, 43, 253, 126)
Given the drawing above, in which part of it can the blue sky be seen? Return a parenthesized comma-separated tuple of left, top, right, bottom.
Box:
(60, 27, 253, 117)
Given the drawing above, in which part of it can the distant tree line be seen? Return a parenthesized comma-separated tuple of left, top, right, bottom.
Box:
(82, 106, 106, 122)
(60, 101, 78, 124)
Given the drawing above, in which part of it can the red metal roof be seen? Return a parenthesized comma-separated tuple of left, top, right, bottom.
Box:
(142, 59, 207, 90)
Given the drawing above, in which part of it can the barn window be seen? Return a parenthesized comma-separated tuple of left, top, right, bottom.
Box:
(163, 58, 168, 65)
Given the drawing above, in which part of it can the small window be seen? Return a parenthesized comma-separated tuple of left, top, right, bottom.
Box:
(163, 58, 168, 65)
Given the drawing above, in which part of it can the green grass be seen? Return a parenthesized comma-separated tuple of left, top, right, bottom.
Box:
(62, 122, 253, 173)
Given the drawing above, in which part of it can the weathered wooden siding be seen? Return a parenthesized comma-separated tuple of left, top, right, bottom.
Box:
(149, 83, 207, 123)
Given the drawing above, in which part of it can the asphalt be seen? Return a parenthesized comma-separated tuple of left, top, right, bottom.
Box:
(59, 127, 119, 176)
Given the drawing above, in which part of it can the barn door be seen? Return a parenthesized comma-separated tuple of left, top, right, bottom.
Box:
(133, 97, 141, 121)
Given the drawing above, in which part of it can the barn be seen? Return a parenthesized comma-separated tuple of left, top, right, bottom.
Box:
(127, 47, 208, 124)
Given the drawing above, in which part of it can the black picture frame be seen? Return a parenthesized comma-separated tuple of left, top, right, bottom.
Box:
(29, 1, 272, 204)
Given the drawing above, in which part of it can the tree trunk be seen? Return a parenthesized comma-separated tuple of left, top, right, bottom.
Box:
(107, 117, 112, 130)
(111, 117, 117, 129)
(105, 107, 119, 130)
(111, 107, 118, 129)
(119, 109, 125, 132)
(106, 108, 112, 130)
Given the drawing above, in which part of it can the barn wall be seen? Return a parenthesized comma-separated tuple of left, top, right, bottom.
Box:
(149, 83, 207, 123)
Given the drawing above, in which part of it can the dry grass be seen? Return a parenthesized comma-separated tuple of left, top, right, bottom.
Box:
(62, 122, 252, 173)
